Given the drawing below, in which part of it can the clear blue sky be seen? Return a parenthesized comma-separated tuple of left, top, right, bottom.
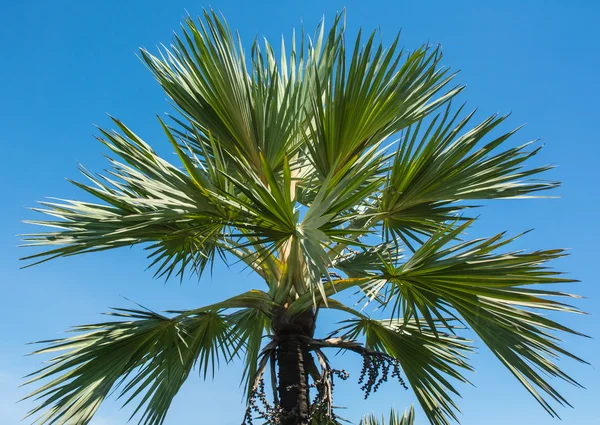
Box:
(1, 1, 598, 424)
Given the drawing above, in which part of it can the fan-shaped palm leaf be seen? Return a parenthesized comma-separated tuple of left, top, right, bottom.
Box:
(23, 307, 237, 425)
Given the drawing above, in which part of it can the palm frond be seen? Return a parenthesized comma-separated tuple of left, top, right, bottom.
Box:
(211, 151, 298, 244)
(360, 406, 415, 425)
(141, 10, 342, 176)
(305, 29, 462, 179)
(20, 118, 228, 281)
(380, 107, 557, 244)
(23, 307, 238, 425)
(333, 243, 402, 278)
(366, 221, 586, 416)
(340, 318, 472, 425)
(228, 308, 271, 398)
(294, 143, 389, 301)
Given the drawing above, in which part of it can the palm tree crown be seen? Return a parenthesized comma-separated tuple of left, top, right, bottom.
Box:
(21, 10, 585, 425)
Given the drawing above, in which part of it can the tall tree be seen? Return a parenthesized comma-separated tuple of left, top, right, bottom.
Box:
(21, 10, 585, 425)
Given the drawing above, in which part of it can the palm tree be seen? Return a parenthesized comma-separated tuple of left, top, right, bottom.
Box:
(20, 10, 585, 425)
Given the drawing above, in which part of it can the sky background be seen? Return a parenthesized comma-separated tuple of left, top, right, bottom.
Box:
(1, 1, 599, 424)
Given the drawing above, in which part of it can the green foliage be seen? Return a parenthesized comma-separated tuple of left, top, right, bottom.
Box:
(21, 9, 585, 425)
(380, 108, 556, 247)
(361, 406, 415, 425)
(341, 318, 472, 425)
(23, 308, 238, 425)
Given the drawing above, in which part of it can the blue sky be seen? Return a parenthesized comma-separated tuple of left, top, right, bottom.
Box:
(1, 1, 598, 424)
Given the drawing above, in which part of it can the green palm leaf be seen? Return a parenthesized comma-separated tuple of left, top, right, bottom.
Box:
(20, 117, 227, 281)
(23, 307, 238, 425)
(141, 10, 340, 175)
(380, 107, 557, 246)
(228, 308, 271, 398)
(360, 406, 415, 425)
(356, 221, 587, 418)
(305, 29, 461, 179)
(340, 317, 472, 425)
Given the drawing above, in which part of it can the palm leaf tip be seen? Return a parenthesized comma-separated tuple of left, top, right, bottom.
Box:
(360, 406, 415, 425)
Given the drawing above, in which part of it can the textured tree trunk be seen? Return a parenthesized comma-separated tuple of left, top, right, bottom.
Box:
(273, 309, 316, 425)
(277, 339, 311, 425)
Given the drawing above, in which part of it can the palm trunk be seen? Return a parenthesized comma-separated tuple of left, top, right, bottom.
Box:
(277, 339, 311, 425)
(273, 308, 316, 425)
